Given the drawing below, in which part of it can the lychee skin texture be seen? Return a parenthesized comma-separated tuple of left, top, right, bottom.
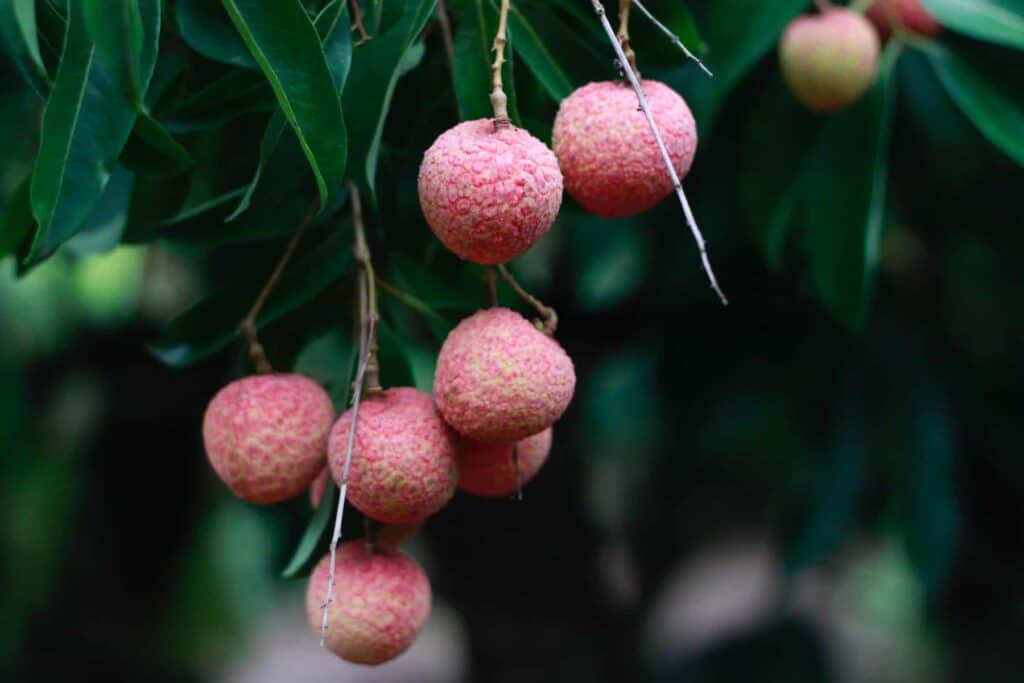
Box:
(306, 542, 431, 666)
(435, 308, 575, 442)
(418, 119, 563, 265)
(460, 428, 553, 497)
(202, 374, 333, 505)
(867, 0, 942, 38)
(552, 80, 697, 219)
(309, 468, 423, 546)
(779, 10, 881, 114)
(328, 387, 459, 525)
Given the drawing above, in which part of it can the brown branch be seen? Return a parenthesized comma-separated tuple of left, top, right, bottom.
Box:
(496, 264, 558, 336)
(490, 0, 511, 126)
(349, 0, 371, 45)
(484, 267, 498, 307)
(239, 200, 319, 373)
(617, 0, 638, 75)
(349, 181, 382, 396)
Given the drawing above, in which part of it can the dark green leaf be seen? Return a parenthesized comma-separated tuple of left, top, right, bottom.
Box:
(0, 0, 49, 96)
(0, 174, 34, 257)
(507, 2, 572, 102)
(921, 0, 1024, 51)
(280, 476, 335, 578)
(221, 0, 348, 208)
(568, 211, 650, 311)
(928, 42, 1024, 167)
(176, 0, 257, 69)
(343, 0, 437, 196)
(64, 165, 134, 255)
(26, 1, 139, 265)
(123, 112, 195, 174)
(159, 69, 276, 133)
(149, 227, 354, 366)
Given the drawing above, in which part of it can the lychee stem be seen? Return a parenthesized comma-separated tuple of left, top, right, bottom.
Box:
(513, 443, 523, 501)
(350, 182, 382, 396)
(814, 0, 834, 11)
(631, 0, 713, 77)
(490, 0, 511, 126)
(363, 517, 381, 553)
(496, 264, 558, 336)
(375, 276, 448, 325)
(238, 200, 319, 374)
(484, 267, 499, 307)
(589, 0, 729, 306)
(349, 0, 370, 45)
(616, 0, 639, 75)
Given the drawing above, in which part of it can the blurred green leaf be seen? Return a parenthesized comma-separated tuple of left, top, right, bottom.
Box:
(507, 2, 572, 102)
(0, 175, 33, 258)
(159, 69, 276, 133)
(26, 1, 139, 265)
(453, 0, 521, 124)
(82, 0, 160, 107)
(294, 328, 356, 410)
(343, 0, 437, 196)
(121, 112, 194, 175)
(0, 0, 49, 97)
(221, 0, 348, 208)
(149, 227, 353, 366)
(280, 476, 335, 578)
(64, 166, 134, 255)
(568, 212, 650, 311)
(921, 0, 1024, 51)
(928, 42, 1024, 167)
(176, 0, 258, 69)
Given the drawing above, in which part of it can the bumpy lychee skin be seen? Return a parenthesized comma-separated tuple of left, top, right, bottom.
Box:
(435, 308, 575, 442)
(552, 80, 697, 219)
(328, 387, 459, 525)
(460, 428, 553, 497)
(306, 542, 431, 666)
(867, 0, 942, 38)
(418, 119, 563, 265)
(309, 468, 423, 546)
(202, 374, 333, 505)
(779, 9, 880, 114)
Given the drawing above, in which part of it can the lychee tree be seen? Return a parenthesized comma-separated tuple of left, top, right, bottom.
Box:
(0, 0, 1022, 674)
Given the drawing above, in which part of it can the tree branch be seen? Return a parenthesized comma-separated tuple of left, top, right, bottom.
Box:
(490, 0, 511, 126)
(631, 0, 712, 77)
(497, 264, 558, 336)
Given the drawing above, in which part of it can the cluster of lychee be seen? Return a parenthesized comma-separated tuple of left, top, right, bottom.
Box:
(200, 36, 704, 667)
(779, 0, 942, 114)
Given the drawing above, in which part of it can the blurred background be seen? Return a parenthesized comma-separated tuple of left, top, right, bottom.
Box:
(1, 0, 1022, 681)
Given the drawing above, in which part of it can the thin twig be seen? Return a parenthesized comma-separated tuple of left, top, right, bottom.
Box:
(589, 0, 728, 306)
(349, 0, 371, 44)
(375, 275, 447, 324)
(239, 200, 319, 373)
(484, 267, 498, 307)
(617, 0, 638, 74)
(496, 264, 558, 335)
(350, 182, 382, 395)
(813, 0, 833, 11)
(490, 0, 511, 125)
(631, 0, 712, 77)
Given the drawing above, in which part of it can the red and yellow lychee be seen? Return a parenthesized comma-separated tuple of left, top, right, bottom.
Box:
(328, 387, 459, 525)
(552, 80, 697, 219)
(202, 374, 333, 504)
(306, 542, 431, 665)
(435, 308, 575, 442)
(460, 428, 553, 497)
(867, 0, 942, 39)
(418, 119, 563, 265)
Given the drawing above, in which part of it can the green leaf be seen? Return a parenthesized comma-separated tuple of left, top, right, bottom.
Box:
(343, 0, 437, 196)
(921, 0, 1024, 51)
(159, 69, 276, 133)
(0, 0, 49, 96)
(452, 0, 520, 122)
(176, 0, 257, 69)
(149, 227, 354, 366)
(798, 46, 900, 328)
(63, 165, 135, 255)
(221, 0, 348, 208)
(507, 2, 572, 102)
(26, 1, 139, 265)
(124, 112, 195, 173)
(568, 211, 650, 311)
(280, 475, 336, 578)
(0, 174, 34, 258)
(928, 42, 1024, 167)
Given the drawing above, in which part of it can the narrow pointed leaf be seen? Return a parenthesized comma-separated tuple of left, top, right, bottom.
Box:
(921, 0, 1024, 51)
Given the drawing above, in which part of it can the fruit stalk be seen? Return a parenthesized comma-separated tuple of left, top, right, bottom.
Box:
(349, 0, 370, 44)
(238, 200, 319, 373)
(497, 264, 558, 335)
(588, 0, 728, 306)
(490, 0, 512, 125)
(616, 0, 638, 74)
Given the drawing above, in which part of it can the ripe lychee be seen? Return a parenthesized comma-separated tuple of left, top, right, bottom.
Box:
(418, 118, 563, 265)
(779, 9, 880, 113)
(202, 374, 333, 504)
(309, 467, 423, 546)
(552, 80, 697, 219)
(867, 0, 942, 38)
(460, 428, 553, 497)
(328, 387, 459, 525)
(434, 308, 575, 442)
(306, 542, 431, 665)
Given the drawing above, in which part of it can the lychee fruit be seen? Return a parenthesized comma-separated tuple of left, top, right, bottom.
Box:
(460, 428, 553, 497)
(434, 308, 575, 442)
(306, 542, 431, 665)
(867, 0, 942, 38)
(309, 468, 423, 546)
(202, 374, 333, 504)
(779, 9, 881, 113)
(328, 387, 459, 525)
(552, 80, 697, 219)
(417, 118, 563, 265)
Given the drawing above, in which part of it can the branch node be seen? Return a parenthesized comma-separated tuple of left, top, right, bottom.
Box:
(490, 0, 512, 123)
(497, 265, 558, 336)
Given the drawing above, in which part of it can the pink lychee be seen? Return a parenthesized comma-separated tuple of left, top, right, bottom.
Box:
(309, 468, 423, 546)
(328, 387, 459, 525)
(434, 308, 575, 442)
(779, 9, 881, 113)
(202, 374, 333, 505)
(417, 118, 563, 265)
(552, 80, 697, 219)
(460, 428, 553, 497)
(867, 0, 942, 38)
(306, 542, 431, 665)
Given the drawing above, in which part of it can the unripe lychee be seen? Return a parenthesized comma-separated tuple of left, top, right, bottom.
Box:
(328, 387, 459, 525)
(202, 374, 333, 504)
(779, 9, 881, 113)
(418, 119, 563, 265)
(867, 0, 942, 38)
(552, 80, 697, 219)
(306, 542, 431, 665)
(434, 308, 575, 442)
(309, 467, 423, 546)
(460, 428, 553, 497)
